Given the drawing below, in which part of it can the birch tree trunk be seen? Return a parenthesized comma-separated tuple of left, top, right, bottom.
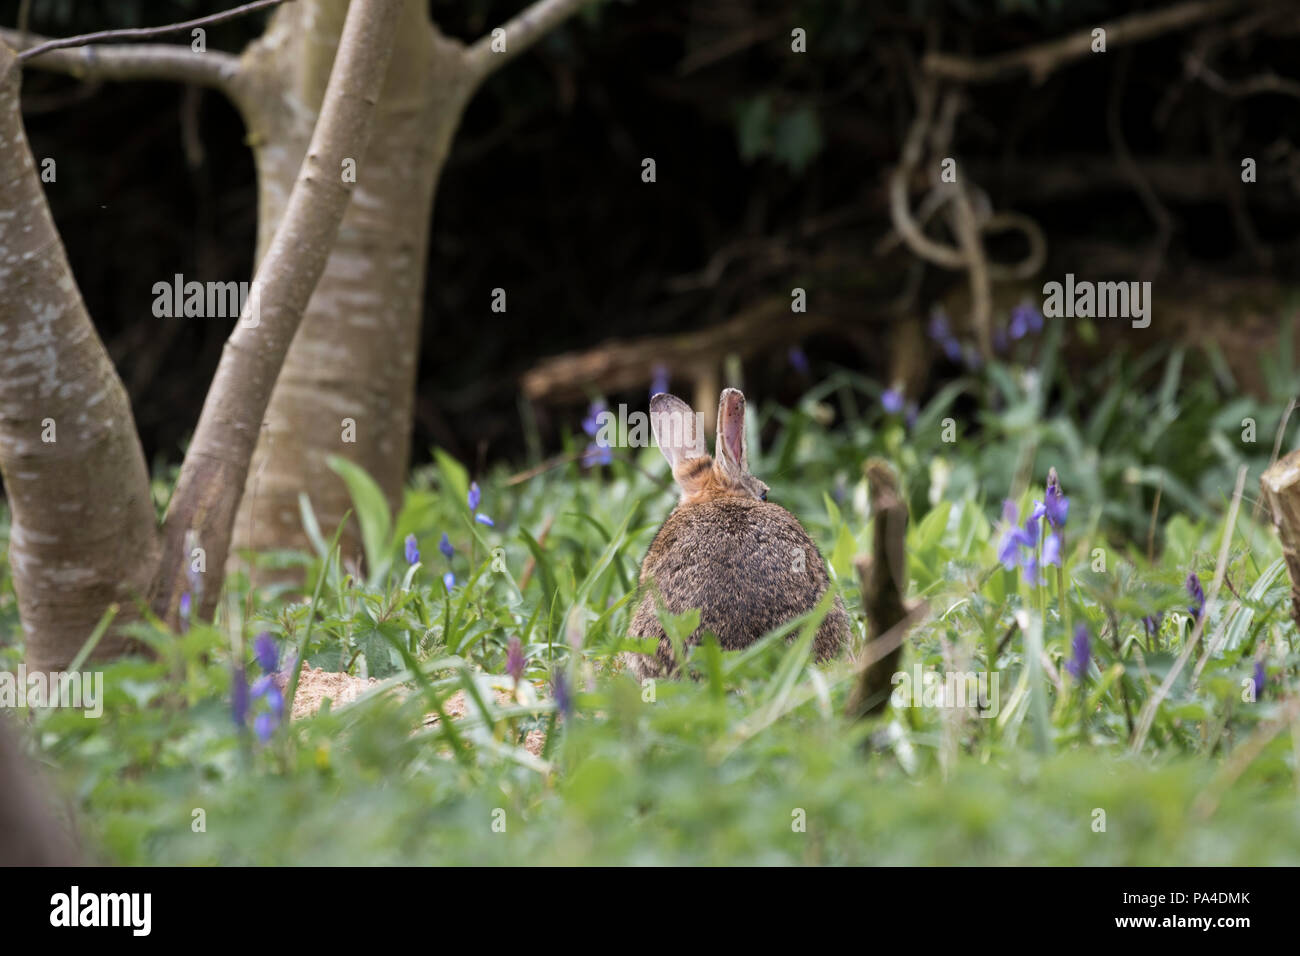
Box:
(1, 0, 406, 665)
(0, 43, 159, 671)
(229, 0, 593, 578)
(230, 0, 475, 572)
(1, 0, 594, 665)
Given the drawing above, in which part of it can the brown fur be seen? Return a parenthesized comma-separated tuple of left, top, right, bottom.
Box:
(625, 390, 850, 679)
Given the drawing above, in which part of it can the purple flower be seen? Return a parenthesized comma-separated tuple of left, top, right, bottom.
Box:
(1010, 302, 1043, 339)
(443, 571, 456, 591)
(179, 591, 192, 621)
(475, 513, 495, 527)
(650, 364, 670, 398)
(468, 482, 481, 512)
(997, 501, 1044, 584)
(962, 344, 983, 371)
(552, 670, 572, 719)
(506, 636, 525, 684)
(264, 685, 284, 719)
(231, 665, 249, 727)
(1042, 531, 1062, 567)
(583, 443, 613, 467)
(788, 347, 810, 375)
(882, 388, 905, 415)
(1252, 660, 1266, 699)
(254, 632, 278, 672)
(581, 399, 607, 438)
(1142, 614, 1162, 638)
(942, 337, 963, 362)
(1066, 624, 1090, 681)
(254, 712, 276, 743)
(404, 534, 420, 566)
(1186, 572, 1206, 619)
(439, 533, 454, 561)
(1043, 469, 1069, 529)
(927, 310, 951, 342)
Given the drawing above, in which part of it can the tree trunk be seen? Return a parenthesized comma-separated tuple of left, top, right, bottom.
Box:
(231, 1, 475, 575)
(0, 44, 159, 671)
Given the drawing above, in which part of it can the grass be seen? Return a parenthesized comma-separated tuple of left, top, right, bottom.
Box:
(4, 314, 1300, 865)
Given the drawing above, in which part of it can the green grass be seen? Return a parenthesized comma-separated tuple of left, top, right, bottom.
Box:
(4, 316, 1300, 865)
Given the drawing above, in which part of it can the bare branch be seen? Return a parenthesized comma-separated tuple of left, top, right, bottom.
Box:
(923, 0, 1249, 85)
(0, 27, 240, 92)
(463, 0, 595, 83)
(16, 0, 283, 62)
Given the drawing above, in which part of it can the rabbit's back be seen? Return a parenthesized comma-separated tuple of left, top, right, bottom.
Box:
(628, 497, 848, 673)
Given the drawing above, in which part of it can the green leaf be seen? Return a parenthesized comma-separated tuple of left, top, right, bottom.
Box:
(327, 455, 393, 586)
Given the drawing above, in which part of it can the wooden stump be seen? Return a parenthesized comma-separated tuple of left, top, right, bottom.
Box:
(1261, 450, 1300, 628)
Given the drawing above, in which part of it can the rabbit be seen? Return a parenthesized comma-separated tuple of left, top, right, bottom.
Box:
(623, 388, 849, 680)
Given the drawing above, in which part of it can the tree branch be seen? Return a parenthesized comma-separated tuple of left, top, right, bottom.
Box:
(15, 0, 282, 61)
(153, 0, 404, 625)
(922, 0, 1249, 85)
(0, 27, 241, 92)
(463, 0, 595, 83)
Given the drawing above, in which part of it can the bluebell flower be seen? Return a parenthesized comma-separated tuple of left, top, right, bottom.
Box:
(248, 671, 283, 741)
(1042, 469, 1069, 529)
(1252, 660, 1266, 699)
(439, 532, 454, 561)
(1066, 623, 1090, 681)
(467, 482, 481, 512)
(254, 712, 276, 743)
(443, 571, 456, 591)
(254, 632, 278, 672)
(552, 669, 572, 719)
(404, 534, 419, 566)
(788, 347, 810, 375)
(475, 513, 495, 527)
(650, 364, 670, 398)
(179, 591, 192, 624)
(927, 310, 951, 342)
(1042, 531, 1062, 567)
(581, 399, 607, 438)
(1010, 302, 1043, 338)
(882, 388, 904, 415)
(583, 443, 613, 467)
(506, 636, 525, 684)
(997, 500, 1043, 584)
(1142, 614, 1162, 638)
(1186, 572, 1206, 619)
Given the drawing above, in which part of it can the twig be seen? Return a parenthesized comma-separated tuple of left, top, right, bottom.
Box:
(463, 0, 596, 83)
(16, 0, 285, 62)
(922, 0, 1248, 86)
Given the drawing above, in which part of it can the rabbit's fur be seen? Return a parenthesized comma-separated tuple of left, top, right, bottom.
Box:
(624, 388, 849, 679)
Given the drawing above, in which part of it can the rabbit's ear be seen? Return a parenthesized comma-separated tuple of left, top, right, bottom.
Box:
(650, 393, 706, 472)
(715, 388, 748, 478)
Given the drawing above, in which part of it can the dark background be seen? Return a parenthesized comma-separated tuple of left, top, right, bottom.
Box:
(5, 0, 1298, 471)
